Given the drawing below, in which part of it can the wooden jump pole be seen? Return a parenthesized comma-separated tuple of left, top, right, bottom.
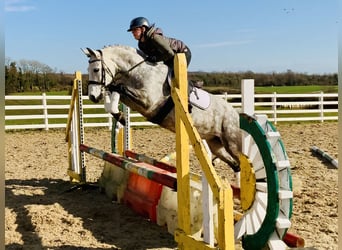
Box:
(80, 144, 177, 190)
(311, 146, 338, 168)
(125, 150, 177, 173)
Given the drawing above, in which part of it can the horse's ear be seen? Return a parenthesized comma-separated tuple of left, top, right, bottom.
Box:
(81, 48, 97, 57)
(81, 48, 91, 57)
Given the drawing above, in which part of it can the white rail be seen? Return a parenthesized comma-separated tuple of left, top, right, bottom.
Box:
(5, 92, 338, 130)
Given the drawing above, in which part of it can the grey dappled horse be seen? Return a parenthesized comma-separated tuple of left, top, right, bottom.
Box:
(83, 45, 242, 172)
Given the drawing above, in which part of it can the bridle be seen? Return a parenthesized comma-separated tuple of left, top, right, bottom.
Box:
(88, 50, 145, 92)
(87, 49, 118, 89)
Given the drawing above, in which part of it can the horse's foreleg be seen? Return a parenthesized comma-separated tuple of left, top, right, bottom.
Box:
(207, 137, 241, 186)
(104, 91, 126, 126)
(206, 137, 241, 172)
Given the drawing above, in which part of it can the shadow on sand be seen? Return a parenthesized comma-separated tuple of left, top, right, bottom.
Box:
(5, 178, 177, 250)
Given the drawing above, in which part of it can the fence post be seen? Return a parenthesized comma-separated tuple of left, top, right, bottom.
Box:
(241, 79, 254, 187)
(223, 91, 228, 102)
(319, 91, 324, 122)
(241, 79, 254, 116)
(272, 92, 277, 124)
(42, 93, 49, 130)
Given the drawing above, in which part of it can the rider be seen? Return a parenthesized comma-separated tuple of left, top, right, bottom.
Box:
(125, 17, 197, 119)
(127, 17, 191, 70)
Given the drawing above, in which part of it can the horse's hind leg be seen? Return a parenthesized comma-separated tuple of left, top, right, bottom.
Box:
(206, 137, 240, 172)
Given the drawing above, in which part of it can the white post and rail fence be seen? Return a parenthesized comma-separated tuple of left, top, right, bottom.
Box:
(5, 89, 338, 131)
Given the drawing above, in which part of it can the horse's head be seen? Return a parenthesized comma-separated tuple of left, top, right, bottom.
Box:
(83, 45, 170, 116)
(82, 47, 116, 103)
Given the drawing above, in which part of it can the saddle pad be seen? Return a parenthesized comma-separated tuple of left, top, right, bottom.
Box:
(189, 88, 210, 110)
(166, 70, 210, 110)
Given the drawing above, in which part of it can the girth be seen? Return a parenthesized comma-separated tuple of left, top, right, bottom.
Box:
(148, 96, 174, 125)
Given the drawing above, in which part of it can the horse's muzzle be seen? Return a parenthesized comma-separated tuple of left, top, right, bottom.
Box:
(88, 83, 104, 103)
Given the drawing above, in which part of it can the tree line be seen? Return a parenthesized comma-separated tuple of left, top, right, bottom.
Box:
(5, 58, 75, 95)
(188, 70, 338, 93)
(5, 58, 338, 95)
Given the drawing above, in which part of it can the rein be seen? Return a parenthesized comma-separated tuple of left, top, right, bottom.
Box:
(110, 59, 146, 87)
(126, 59, 146, 72)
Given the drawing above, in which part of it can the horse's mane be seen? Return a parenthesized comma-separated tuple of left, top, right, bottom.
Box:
(102, 44, 146, 58)
(103, 44, 134, 51)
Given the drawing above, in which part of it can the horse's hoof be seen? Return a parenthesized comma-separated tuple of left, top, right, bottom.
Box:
(118, 117, 126, 126)
(112, 112, 126, 126)
(231, 162, 241, 172)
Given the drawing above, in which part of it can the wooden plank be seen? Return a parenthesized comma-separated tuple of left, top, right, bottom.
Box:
(173, 53, 191, 238)
(234, 216, 246, 240)
(268, 231, 287, 250)
(278, 190, 293, 199)
(276, 160, 291, 170)
(256, 182, 268, 192)
(276, 213, 292, 229)
(201, 141, 214, 246)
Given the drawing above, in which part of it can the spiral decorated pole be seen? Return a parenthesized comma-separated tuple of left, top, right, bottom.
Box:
(80, 144, 177, 190)
(311, 146, 338, 168)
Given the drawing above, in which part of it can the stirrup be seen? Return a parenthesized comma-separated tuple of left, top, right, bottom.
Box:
(193, 81, 204, 88)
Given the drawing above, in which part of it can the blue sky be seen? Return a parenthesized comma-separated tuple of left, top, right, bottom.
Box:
(5, 0, 339, 74)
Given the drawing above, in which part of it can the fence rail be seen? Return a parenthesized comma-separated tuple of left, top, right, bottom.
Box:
(5, 92, 338, 130)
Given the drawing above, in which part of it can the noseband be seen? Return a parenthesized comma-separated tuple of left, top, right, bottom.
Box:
(88, 50, 115, 90)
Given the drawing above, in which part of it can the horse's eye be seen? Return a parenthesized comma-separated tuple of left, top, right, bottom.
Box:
(94, 68, 100, 73)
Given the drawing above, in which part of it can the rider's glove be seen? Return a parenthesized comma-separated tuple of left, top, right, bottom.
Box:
(146, 55, 158, 63)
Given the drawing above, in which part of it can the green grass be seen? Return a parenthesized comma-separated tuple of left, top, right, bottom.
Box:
(7, 90, 70, 96)
(204, 85, 338, 94)
(255, 85, 338, 94)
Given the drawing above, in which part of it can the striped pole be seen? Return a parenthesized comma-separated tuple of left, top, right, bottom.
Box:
(311, 146, 338, 168)
(80, 144, 177, 190)
(125, 150, 177, 173)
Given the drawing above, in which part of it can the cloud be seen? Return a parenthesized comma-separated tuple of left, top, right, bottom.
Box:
(194, 40, 254, 48)
(5, 0, 36, 12)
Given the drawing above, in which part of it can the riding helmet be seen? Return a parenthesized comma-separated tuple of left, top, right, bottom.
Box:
(127, 17, 150, 31)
